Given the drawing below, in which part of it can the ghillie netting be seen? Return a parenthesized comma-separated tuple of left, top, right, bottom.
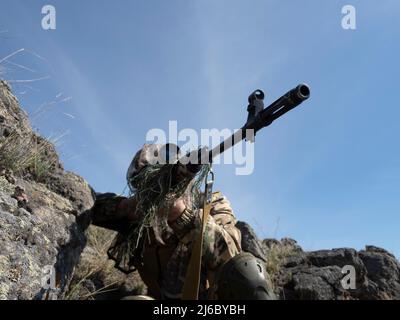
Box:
(108, 162, 210, 273)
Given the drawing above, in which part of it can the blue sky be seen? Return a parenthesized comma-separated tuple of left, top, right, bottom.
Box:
(1, 0, 399, 258)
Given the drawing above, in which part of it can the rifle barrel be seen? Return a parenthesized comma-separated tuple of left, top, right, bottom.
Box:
(209, 84, 310, 161)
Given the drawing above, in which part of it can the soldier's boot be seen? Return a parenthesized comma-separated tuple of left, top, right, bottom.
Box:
(121, 295, 155, 300)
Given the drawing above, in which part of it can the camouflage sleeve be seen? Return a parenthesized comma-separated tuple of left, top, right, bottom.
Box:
(162, 192, 242, 299)
(202, 192, 242, 270)
(91, 192, 132, 233)
(170, 191, 242, 259)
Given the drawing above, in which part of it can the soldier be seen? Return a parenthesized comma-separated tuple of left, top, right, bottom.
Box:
(90, 144, 275, 300)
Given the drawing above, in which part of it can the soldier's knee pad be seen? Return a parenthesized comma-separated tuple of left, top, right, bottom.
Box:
(215, 252, 277, 300)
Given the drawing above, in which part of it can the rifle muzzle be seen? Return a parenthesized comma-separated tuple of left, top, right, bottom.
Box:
(290, 84, 310, 105)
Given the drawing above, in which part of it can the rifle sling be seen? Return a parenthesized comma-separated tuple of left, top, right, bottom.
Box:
(182, 201, 212, 300)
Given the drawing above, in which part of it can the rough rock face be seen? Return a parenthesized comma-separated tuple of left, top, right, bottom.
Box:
(237, 222, 400, 300)
(0, 80, 94, 299)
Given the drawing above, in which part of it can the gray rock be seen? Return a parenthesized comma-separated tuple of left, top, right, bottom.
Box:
(0, 191, 18, 212)
(281, 238, 303, 253)
(359, 246, 400, 299)
(0, 81, 94, 300)
(235, 221, 267, 262)
(263, 238, 280, 249)
(233, 222, 400, 300)
(275, 245, 400, 300)
(281, 266, 343, 300)
(234, 220, 400, 300)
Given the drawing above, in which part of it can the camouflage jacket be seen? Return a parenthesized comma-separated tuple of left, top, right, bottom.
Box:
(90, 191, 242, 299)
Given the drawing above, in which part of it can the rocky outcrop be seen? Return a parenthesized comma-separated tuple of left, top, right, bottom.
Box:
(0, 80, 145, 300)
(0, 80, 94, 299)
(237, 222, 400, 300)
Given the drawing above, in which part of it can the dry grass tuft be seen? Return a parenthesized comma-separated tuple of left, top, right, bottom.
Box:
(0, 130, 62, 182)
(66, 226, 146, 300)
(264, 240, 297, 290)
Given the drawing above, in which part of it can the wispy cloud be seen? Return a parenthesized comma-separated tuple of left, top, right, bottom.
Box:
(53, 50, 139, 172)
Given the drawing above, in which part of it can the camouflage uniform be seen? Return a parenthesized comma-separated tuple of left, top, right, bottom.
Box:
(91, 144, 242, 300)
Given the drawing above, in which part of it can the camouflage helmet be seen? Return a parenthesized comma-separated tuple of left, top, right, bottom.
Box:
(126, 143, 181, 187)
